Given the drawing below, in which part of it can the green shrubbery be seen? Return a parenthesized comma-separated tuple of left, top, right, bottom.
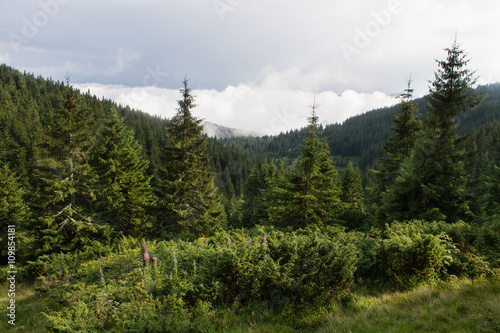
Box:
(16, 220, 494, 332)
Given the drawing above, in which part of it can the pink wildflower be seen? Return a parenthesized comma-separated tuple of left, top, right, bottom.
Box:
(144, 252, 150, 261)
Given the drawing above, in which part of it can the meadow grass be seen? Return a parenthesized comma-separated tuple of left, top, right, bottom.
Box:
(317, 275, 500, 333)
(1, 275, 498, 332)
(0, 282, 56, 332)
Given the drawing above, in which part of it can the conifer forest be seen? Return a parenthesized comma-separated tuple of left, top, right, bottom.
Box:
(1, 41, 499, 332)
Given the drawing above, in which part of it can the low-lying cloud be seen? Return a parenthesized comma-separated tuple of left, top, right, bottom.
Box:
(76, 79, 397, 136)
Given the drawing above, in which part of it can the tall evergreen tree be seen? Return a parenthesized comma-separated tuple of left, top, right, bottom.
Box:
(90, 109, 155, 238)
(156, 79, 226, 238)
(382, 40, 484, 222)
(341, 162, 364, 212)
(267, 102, 341, 229)
(368, 78, 421, 222)
(379, 78, 421, 188)
(30, 83, 109, 254)
(240, 162, 281, 228)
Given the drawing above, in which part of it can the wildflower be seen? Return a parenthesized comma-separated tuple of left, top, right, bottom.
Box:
(66, 279, 70, 284)
(193, 260, 196, 267)
(169, 273, 173, 280)
(100, 256, 105, 261)
(173, 258, 178, 263)
(153, 257, 158, 263)
(263, 237, 268, 247)
(227, 240, 231, 244)
(144, 252, 150, 261)
(247, 239, 251, 245)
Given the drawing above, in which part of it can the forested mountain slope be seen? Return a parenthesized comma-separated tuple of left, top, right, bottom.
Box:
(223, 83, 500, 170)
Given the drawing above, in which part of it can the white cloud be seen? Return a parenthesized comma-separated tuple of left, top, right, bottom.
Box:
(0, 53, 10, 63)
(105, 48, 141, 76)
(75, 69, 397, 136)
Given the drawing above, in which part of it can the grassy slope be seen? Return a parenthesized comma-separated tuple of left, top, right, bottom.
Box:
(1, 275, 498, 332)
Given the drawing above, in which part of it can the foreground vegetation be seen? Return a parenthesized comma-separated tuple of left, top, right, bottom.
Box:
(1, 266, 498, 331)
(1, 221, 497, 332)
(1, 40, 499, 331)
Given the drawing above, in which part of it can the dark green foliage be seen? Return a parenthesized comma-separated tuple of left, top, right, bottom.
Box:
(156, 79, 226, 238)
(355, 220, 492, 287)
(488, 166, 500, 214)
(339, 162, 365, 229)
(368, 80, 421, 223)
(267, 104, 341, 229)
(378, 79, 421, 188)
(0, 163, 28, 262)
(382, 40, 484, 223)
(240, 162, 282, 228)
(30, 85, 111, 255)
(90, 109, 155, 238)
(341, 161, 364, 212)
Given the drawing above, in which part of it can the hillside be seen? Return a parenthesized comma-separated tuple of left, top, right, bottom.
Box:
(1, 53, 500, 332)
(222, 83, 500, 170)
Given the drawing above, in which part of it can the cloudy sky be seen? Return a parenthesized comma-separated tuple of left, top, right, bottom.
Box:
(1, 0, 499, 134)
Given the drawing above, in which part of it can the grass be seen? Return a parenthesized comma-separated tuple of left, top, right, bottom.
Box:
(1, 276, 498, 332)
(0, 282, 57, 332)
(317, 275, 500, 333)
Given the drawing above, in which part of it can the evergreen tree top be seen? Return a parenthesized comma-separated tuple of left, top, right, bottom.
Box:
(427, 38, 484, 127)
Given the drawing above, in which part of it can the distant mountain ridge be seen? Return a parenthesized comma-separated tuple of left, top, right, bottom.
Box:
(220, 83, 500, 169)
(202, 121, 260, 139)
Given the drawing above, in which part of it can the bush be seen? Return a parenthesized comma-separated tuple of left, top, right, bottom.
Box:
(30, 226, 360, 331)
(355, 220, 492, 287)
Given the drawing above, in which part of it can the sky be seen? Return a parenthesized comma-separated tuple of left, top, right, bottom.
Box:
(1, 0, 499, 135)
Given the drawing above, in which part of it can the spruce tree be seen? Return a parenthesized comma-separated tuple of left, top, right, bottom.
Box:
(383, 40, 484, 222)
(156, 79, 226, 238)
(368, 78, 420, 222)
(379, 78, 421, 188)
(341, 162, 364, 212)
(31, 83, 109, 254)
(240, 162, 281, 228)
(90, 109, 155, 238)
(268, 102, 341, 229)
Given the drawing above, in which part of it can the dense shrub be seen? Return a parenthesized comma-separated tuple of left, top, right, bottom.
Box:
(355, 220, 492, 287)
(31, 226, 359, 331)
(19, 221, 495, 331)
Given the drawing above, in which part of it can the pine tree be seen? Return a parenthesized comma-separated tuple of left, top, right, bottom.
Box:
(90, 109, 155, 238)
(383, 40, 484, 222)
(240, 162, 281, 228)
(368, 78, 420, 222)
(156, 79, 226, 238)
(267, 102, 341, 229)
(341, 162, 364, 212)
(31, 83, 109, 254)
(379, 78, 421, 188)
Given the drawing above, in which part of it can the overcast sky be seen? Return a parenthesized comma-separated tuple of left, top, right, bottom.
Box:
(1, 0, 499, 134)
